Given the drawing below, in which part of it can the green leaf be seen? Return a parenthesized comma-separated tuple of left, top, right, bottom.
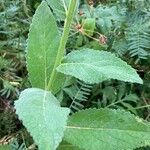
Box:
(57, 49, 143, 84)
(15, 88, 70, 150)
(64, 108, 150, 150)
(0, 145, 10, 150)
(46, 0, 70, 20)
(94, 6, 124, 34)
(27, 1, 64, 93)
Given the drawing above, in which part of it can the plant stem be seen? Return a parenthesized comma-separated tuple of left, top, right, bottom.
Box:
(133, 105, 150, 110)
(47, 0, 77, 90)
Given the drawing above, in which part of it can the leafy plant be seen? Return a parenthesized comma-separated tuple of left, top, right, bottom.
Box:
(14, 0, 150, 150)
(64, 108, 150, 150)
(0, 0, 31, 99)
(90, 81, 140, 114)
(64, 79, 92, 113)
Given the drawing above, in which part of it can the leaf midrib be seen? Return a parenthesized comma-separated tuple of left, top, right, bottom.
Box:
(66, 125, 149, 133)
(60, 62, 128, 68)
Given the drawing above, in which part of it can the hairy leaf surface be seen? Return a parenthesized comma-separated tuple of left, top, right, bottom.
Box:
(57, 49, 143, 84)
(64, 108, 150, 150)
(27, 1, 64, 93)
(15, 88, 70, 150)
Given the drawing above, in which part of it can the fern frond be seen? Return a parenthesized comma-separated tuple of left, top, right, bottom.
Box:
(64, 80, 92, 113)
(112, 38, 128, 56)
(126, 22, 150, 60)
(70, 80, 92, 113)
(0, 57, 11, 71)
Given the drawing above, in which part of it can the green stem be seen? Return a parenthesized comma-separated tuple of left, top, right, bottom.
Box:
(133, 105, 150, 110)
(47, 0, 77, 90)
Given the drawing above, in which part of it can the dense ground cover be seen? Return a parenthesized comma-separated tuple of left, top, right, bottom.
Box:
(0, 0, 150, 149)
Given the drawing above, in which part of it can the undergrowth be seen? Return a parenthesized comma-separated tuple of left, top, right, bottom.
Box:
(0, 0, 150, 149)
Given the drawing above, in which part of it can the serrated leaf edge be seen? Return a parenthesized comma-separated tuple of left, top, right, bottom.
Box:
(65, 108, 150, 150)
(57, 49, 143, 84)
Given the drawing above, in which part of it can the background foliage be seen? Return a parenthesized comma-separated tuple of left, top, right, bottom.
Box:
(0, 0, 150, 149)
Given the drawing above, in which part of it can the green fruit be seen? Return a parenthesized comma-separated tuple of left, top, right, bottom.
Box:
(82, 18, 96, 36)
